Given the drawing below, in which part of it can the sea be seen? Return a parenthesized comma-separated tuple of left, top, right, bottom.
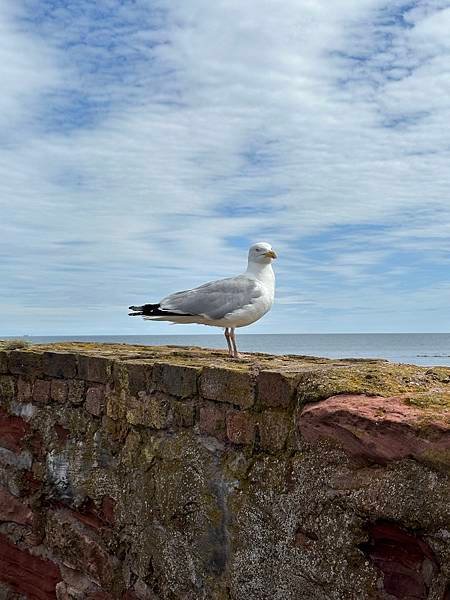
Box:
(13, 333, 450, 367)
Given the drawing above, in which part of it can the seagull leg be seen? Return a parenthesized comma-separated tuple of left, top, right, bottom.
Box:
(230, 328, 241, 359)
(224, 328, 233, 357)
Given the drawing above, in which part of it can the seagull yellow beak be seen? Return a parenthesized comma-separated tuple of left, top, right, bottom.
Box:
(264, 250, 277, 259)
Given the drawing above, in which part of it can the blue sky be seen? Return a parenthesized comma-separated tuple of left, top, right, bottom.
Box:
(1, 0, 450, 335)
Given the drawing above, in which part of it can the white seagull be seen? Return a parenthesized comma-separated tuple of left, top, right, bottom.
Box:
(129, 242, 277, 358)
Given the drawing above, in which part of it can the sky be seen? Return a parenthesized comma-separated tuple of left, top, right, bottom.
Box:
(1, 0, 450, 336)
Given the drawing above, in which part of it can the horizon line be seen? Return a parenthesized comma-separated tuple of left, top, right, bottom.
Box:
(3, 332, 450, 338)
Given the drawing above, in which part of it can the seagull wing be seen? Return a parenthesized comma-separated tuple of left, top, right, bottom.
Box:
(159, 275, 263, 320)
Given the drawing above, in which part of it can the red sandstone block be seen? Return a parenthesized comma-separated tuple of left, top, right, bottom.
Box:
(199, 403, 226, 440)
(0, 532, 61, 599)
(258, 411, 291, 452)
(46, 510, 121, 591)
(54, 424, 70, 445)
(0, 487, 34, 526)
(363, 521, 438, 599)
(69, 508, 105, 531)
(43, 352, 78, 379)
(101, 496, 115, 525)
(226, 411, 256, 445)
(17, 378, 32, 402)
(152, 363, 199, 398)
(257, 370, 297, 408)
(0, 408, 30, 453)
(68, 380, 85, 405)
(200, 367, 254, 408)
(299, 394, 450, 467)
(66, 496, 115, 530)
(8, 351, 43, 376)
(78, 356, 113, 384)
(51, 380, 68, 403)
(85, 387, 105, 416)
(32, 379, 51, 404)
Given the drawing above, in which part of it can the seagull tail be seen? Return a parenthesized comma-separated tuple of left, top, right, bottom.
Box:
(128, 303, 160, 316)
(128, 303, 194, 317)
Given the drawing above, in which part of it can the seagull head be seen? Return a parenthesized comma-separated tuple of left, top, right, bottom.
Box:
(248, 242, 277, 264)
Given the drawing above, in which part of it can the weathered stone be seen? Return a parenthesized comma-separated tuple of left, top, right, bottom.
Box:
(226, 410, 256, 445)
(0, 342, 449, 599)
(258, 370, 297, 408)
(85, 387, 105, 417)
(101, 415, 129, 447)
(0, 409, 30, 453)
(0, 487, 33, 526)
(0, 377, 15, 403)
(65, 496, 114, 530)
(0, 447, 32, 470)
(46, 510, 121, 593)
(8, 351, 43, 376)
(0, 353, 8, 375)
(54, 424, 70, 446)
(16, 379, 31, 402)
(77, 356, 112, 384)
(258, 410, 290, 452)
(293, 525, 319, 549)
(173, 400, 196, 428)
(67, 380, 85, 405)
(100, 496, 115, 525)
(199, 402, 226, 440)
(299, 394, 450, 470)
(361, 521, 438, 599)
(0, 532, 61, 598)
(126, 393, 171, 429)
(200, 367, 254, 408)
(105, 388, 125, 421)
(51, 380, 68, 403)
(43, 352, 77, 379)
(121, 430, 142, 467)
(16, 470, 41, 496)
(32, 379, 50, 404)
(152, 363, 199, 398)
(8, 401, 35, 422)
(121, 362, 153, 396)
(56, 581, 83, 600)
(131, 579, 157, 599)
(59, 564, 93, 594)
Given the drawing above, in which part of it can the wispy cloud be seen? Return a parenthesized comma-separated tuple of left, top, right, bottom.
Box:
(1, 0, 449, 334)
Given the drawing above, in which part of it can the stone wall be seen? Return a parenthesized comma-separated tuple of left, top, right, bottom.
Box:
(0, 341, 449, 600)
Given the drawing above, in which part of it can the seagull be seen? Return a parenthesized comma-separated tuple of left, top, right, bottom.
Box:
(129, 242, 277, 358)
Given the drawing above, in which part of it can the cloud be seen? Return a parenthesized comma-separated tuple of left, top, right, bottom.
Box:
(1, 0, 450, 335)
